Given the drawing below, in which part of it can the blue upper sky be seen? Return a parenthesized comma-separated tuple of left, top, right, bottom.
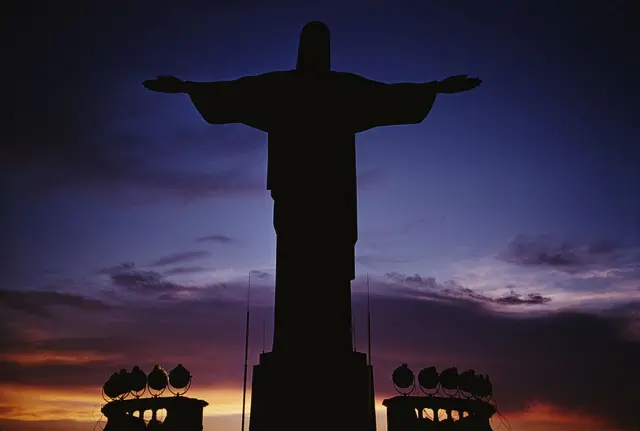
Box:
(5, 1, 639, 280)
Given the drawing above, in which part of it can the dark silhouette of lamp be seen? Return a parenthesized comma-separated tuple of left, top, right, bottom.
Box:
(473, 374, 493, 399)
(168, 364, 192, 396)
(438, 367, 459, 396)
(458, 369, 476, 397)
(128, 366, 147, 398)
(392, 364, 415, 395)
(148, 365, 169, 396)
(102, 373, 122, 401)
(102, 369, 131, 401)
(417, 366, 439, 395)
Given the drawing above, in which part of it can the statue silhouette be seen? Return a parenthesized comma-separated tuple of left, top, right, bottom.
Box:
(144, 20, 480, 431)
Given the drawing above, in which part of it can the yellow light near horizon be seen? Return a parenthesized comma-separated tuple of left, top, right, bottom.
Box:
(508, 403, 606, 426)
(0, 385, 613, 431)
(0, 351, 120, 365)
(0, 383, 392, 422)
(0, 385, 101, 421)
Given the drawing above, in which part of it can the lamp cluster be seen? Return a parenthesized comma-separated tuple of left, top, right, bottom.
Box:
(392, 364, 493, 399)
(102, 364, 192, 400)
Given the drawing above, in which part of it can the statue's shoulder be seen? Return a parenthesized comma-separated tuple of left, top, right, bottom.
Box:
(234, 70, 297, 95)
(242, 70, 296, 82)
(329, 71, 380, 87)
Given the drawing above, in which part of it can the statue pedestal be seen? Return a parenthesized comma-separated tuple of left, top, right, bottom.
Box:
(102, 396, 208, 431)
(383, 395, 496, 431)
(249, 350, 376, 431)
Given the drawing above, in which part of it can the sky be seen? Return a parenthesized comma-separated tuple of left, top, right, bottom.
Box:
(1, 0, 639, 430)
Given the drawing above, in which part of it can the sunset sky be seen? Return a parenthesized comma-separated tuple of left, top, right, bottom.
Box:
(2, 1, 639, 430)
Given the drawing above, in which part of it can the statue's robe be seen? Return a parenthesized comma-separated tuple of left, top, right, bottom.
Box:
(187, 71, 437, 354)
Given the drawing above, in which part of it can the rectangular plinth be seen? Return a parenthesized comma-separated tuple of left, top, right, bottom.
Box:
(249, 350, 376, 431)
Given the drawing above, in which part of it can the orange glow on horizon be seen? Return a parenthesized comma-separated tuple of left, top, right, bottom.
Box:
(0, 384, 253, 422)
(0, 385, 101, 421)
(0, 386, 621, 431)
(507, 402, 607, 426)
(0, 383, 394, 422)
(0, 351, 121, 365)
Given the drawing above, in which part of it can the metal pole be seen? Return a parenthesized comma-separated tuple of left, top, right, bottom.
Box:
(241, 273, 251, 431)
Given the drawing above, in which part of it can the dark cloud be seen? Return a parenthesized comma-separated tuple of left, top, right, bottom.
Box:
(0, 289, 111, 318)
(99, 262, 208, 299)
(501, 234, 583, 268)
(99, 262, 136, 274)
(0, 293, 274, 390)
(495, 292, 552, 305)
(383, 272, 552, 307)
(107, 268, 198, 297)
(100, 261, 263, 302)
(499, 234, 639, 273)
(163, 266, 210, 276)
(385, 272, 440, 289)
(0, 272, 637, 429)
(148, 250, 211, 267)
(350, 293, 640, 430)
(196, 234, 234, 244)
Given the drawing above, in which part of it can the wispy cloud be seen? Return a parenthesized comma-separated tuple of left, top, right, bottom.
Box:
(196, 234, 234, 244)
(163, 266, 211, 276)
(382, 272, 552, 307)
(437, 235, 640, 313)
(148, 251, 211, 267)
(2, 254, 639, 430)
(101, 264, 202, 300)
(0, 269, 638, 430)
(0, 289, 111, 319)
(499, 234, 639, 274)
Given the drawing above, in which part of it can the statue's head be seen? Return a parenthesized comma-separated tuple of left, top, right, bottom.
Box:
(296, 21, 330, 75)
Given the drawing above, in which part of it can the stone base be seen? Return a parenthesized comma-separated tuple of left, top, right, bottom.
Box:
(249, 350, 376, 431)
(383, 396, 495, 431)
(102, 396, 208, 431)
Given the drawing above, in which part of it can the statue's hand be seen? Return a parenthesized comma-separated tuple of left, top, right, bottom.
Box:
(143, 76, 186, 93)
(436, 75, 482, 94)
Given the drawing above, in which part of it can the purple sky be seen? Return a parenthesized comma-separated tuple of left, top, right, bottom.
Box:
(1, 1, 639, 430)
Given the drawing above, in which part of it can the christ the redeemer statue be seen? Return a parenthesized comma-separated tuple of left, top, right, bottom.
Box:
(144, 21, 480, 431)
(144, 22, 480, 357)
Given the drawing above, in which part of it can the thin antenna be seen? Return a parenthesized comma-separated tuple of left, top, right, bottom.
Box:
(262, 318, 266, 354)
(367, 273, 372, 365)
(366, 273, 375, 430)
(241, 273, 251, 431)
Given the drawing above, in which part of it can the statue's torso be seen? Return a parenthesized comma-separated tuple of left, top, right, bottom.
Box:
(257, 71, 368, 195)
(253, 70, 369, 131)
(266, 130, 356, 194)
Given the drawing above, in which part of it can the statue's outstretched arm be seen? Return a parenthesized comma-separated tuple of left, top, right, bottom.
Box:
(341, 73, 481, 133)
(143, 75, 241, 94)
(143, 76, 187, 93)
(143, 75, 279, 132)
(434, 75, 482, 94)
(344, 75, 437, 133)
